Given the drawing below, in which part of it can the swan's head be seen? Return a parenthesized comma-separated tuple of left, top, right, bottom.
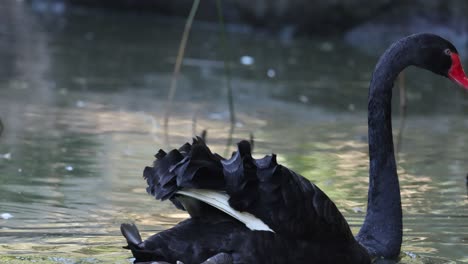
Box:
(412, 34, 468, 90)
(446, 50, 468, 89)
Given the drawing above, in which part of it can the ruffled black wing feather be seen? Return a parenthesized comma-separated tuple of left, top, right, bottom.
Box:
(144, 138, 354, 241)
(144, 137, 225, 200)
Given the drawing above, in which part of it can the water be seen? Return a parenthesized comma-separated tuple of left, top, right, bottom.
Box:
(0, 2, 467, 263)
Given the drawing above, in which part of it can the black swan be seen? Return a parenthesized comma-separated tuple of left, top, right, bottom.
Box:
(121, 33, 468, 263)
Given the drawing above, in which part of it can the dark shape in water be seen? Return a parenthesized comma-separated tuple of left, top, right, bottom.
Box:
(121, 33, 468, 263)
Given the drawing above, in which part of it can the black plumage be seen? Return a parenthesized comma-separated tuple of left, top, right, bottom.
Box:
(125, 138, 369, 264)
(121, 33, 468, 264)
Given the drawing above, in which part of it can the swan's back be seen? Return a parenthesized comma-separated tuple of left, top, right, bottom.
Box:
(127, 138, 371, 263)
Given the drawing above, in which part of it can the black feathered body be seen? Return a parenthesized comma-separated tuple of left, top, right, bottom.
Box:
(122, 138, 370, 263)
(121, 33, 468, 263)
(127, 216, 369, 264)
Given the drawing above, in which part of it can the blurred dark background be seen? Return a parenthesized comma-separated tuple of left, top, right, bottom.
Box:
(18, 0, 468, 35)
(3, 0, 468, 56)
(2, 0, 468, 34)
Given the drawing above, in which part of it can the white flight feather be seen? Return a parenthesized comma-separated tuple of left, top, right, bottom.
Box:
(176, 189, 275, 233)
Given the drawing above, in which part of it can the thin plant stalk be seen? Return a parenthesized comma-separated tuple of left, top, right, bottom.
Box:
(225, 124, 235, 157)
(215, 0, 236, 126)
(164, 0, 200, 147)
(215, 0, 237, 156)
(192, 112, 197, 138)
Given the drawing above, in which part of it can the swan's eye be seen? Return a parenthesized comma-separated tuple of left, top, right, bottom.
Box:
(444, 49, 452, 56)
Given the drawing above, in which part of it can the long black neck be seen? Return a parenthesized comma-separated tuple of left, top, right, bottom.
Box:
(356, 37, 418, 258)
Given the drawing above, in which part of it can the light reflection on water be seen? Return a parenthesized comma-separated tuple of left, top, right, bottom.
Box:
(0, 1, 467, 263)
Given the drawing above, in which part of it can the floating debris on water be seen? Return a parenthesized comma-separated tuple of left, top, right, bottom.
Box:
(319, 42, 334, 52)
(323, 179, 334, 186)
(240, 55, 254, 66)
(1, 213, 13, 220)
(65, 165, 74, 171)
(208, 112, 225, 120)
(58, 88, 68, 95)
(352, 207, 364, 213)
(1, 153, 11, 160)
(267, 69, 276, 78)
(299, 95, 309, 103)
(76, 100, 85, 108)
(123, 148, 134, 156)
(405, 251, 418, 259)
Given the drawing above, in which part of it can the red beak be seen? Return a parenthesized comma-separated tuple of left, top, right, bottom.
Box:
(448, 53, 468, 90)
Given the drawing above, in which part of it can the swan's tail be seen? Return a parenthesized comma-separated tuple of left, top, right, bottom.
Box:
(120, 223, 142, 249)
(121, 223, 166, 262)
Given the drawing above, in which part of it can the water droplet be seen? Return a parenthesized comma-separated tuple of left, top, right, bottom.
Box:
(240, 56, 254, 66)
